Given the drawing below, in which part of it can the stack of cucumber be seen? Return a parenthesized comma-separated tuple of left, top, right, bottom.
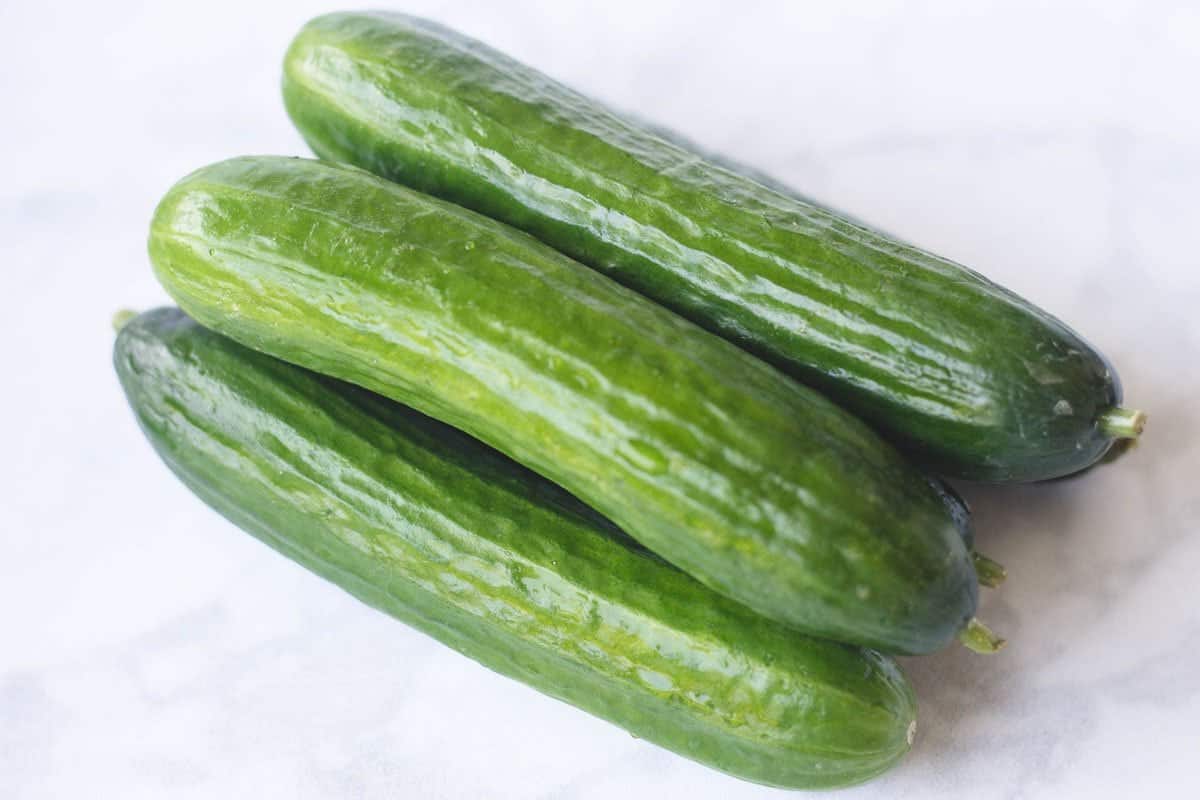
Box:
(115, 11, 1145, 790)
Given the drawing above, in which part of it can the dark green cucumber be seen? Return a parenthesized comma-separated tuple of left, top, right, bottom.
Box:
(281, 11, 1144, 482)
(148, 156, 983, 655)
(114, 307, 918, 790)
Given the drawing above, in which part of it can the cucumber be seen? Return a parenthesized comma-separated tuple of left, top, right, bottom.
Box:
(113, 307, 918, 790)
(148, 155, 985, 655)
(281, 11, 1144, 482)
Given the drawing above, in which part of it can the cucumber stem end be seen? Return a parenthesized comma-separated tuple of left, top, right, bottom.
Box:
(1099, 407, 1146, 439)
(972, 551, 1007, 588)
(112, 309, 138, 334)
(959, 618, 1006, 654)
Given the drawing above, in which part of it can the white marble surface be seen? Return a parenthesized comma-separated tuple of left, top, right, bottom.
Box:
(3, 1, 1197, 797)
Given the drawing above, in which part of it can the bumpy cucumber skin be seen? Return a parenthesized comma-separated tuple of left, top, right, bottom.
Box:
(281, 11, 1122, 482)
(114, 308, 917, 790)
(148, 156, 976, 655)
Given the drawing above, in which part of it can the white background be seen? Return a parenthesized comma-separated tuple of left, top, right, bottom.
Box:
(2, 1, 1198, 797)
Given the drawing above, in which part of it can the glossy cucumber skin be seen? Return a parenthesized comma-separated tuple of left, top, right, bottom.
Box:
(113, 308, 917, 789)
(281, 11, 1122, 482)
(148, 156, 976, 655)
